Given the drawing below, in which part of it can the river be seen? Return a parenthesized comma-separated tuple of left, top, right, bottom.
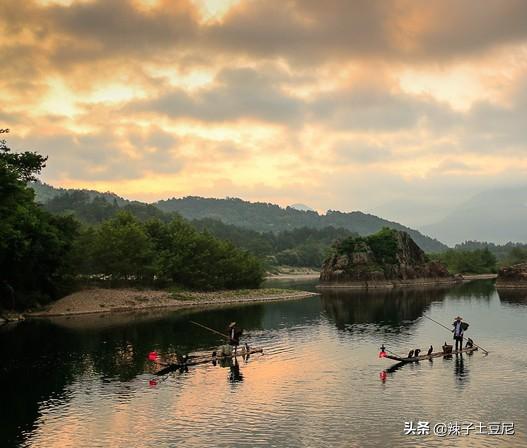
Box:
(1, 280, 526, 447)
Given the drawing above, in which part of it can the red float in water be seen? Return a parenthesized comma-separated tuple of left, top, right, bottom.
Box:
(148, 351, 158, 361)
(378, 351, 387, 358)
(149, 379, 157, 387)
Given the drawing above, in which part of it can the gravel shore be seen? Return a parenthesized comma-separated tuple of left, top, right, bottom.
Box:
(27, 288, 318, 317)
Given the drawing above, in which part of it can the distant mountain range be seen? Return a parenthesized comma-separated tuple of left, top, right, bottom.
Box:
(30, 182, 447, 252)
(421, 186, 527, 245)
(155, 199, 446, 252)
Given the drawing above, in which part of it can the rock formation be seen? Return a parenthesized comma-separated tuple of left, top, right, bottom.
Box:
(319, 228, 457, 288)
(496, 263, 527, 288)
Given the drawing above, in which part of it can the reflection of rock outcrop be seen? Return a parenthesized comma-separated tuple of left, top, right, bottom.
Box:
(320, 286, 451, 330)
(496, 263, 527, 288)
(497, 287, 527, 306)
(447, 280, 495, 300)
(320, 229, 457, 288)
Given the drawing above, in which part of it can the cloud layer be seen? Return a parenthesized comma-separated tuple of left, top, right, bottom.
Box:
(2, 0, 527, 228)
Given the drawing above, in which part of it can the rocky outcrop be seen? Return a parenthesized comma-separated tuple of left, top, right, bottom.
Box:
(319, 228, 457, 289)
(496, 263, 527, 288)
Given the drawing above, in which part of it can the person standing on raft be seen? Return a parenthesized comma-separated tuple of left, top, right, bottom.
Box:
(452, 316, 468, 351)
(228, 322, 243, 355)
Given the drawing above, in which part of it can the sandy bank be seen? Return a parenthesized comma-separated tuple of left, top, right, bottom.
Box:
(461, 274, 497, 281)
(265, 267, 320, 280)
(265, 273, 320, 280)
(27, 288, 318, 317)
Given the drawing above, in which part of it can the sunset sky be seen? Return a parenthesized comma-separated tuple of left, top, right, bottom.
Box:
(2, 0, 527, 226)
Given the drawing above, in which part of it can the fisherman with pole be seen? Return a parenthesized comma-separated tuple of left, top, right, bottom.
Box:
(452, 316, 465, 351)
(190, 320, 245, 356)
(228, 322, 243, 356)
(422, 314, 488, 354)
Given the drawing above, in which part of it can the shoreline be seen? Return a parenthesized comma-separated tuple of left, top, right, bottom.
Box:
(461, 273, 497, 280)
(317, 277, 461, 289)
(8, 274, 499, 320)
(317, 274, 497, 289)
(265, 273, 320, 280)
(26, 287, 319, 318)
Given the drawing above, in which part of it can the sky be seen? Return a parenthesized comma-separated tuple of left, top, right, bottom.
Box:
(2, 0, 527, 227)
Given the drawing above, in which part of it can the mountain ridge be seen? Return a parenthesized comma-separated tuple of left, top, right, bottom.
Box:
(30, 181, 448, 253)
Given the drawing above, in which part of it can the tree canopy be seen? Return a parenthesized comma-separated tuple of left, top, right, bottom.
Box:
(0, 140, 79, 308)
(430, 248, 497, 275)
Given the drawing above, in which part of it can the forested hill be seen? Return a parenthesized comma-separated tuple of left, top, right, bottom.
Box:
(31, 182, 447, 253)
(156, 197, 447, 252)
(31, 181, 128, 206)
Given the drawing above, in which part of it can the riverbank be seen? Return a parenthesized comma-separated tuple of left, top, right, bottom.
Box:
(27, 288, 318, 317)
(461, 273, 497, 280)
(266, 267, 320, 280)
(317, 273, 497, 289)
(0, 312, 25, 324)
(317, 277, 461, 289)
(266, 273, 320, 280)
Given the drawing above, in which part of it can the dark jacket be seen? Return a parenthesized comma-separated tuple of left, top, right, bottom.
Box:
(452, 320, 464, 339)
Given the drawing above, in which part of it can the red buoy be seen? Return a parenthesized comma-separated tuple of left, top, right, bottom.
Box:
(149, 379, 157, 387)
(148, 351, 158, 361)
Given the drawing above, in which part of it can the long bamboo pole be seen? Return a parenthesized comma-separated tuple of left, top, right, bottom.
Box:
(421, 314, 489, 354)
(190, 320, 229, 339)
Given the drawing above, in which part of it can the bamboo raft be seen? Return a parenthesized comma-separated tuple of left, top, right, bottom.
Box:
(385, 346, 478, 364)
(154, 346, 263, 375)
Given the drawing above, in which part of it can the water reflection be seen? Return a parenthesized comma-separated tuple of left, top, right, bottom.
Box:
(319, 286, 452, 331)
(454, 353, 467, 384)
(2, 280, 527, 448)
(497, 287, 527, 306)
(448, 279, 495, 300)
(0, 306, 266, 447)
(227, 358, 244, 383)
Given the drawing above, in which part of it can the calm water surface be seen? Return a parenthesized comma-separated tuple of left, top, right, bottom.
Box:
(1, 280, 526, 447)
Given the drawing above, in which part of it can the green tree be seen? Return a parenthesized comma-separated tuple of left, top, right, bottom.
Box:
(145, 219, 264, 290)
(0, 140, 79, 308)
(91, 212, 154, 281)
(432, 248, 497, 274)
(504, 247, 527, 266)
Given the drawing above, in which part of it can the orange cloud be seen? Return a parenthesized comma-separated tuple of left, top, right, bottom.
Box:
(1, 0, 527, 227)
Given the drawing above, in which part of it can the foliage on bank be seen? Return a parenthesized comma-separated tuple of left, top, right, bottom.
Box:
(429, 248, 497, 275)
(0, 140, 79, 309)
(73, 212, 265, 290)
(192, 219, 356, 268)
(0, 141, 264, 310)
(453, 240, 527, 266)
